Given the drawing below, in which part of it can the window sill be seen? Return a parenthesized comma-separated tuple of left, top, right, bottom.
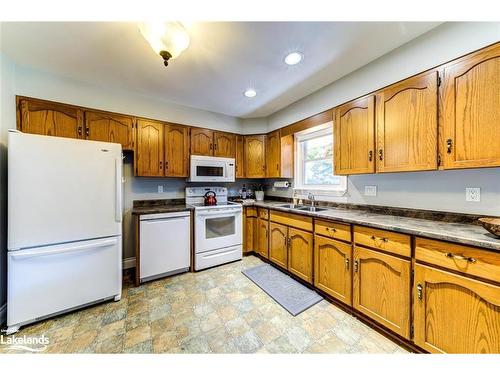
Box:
(293, 188, 347, 197)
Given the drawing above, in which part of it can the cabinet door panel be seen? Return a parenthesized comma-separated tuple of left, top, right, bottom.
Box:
(245, 135, 266, 178)
(269, 222, 287, 268)
(244, 216, 255, 254)
(19, 98, 83, 139)
(164, 124, 189, 177)
(257, 218, 269, 259)
(266, 130, 281, 178)
(214, 132, 236, 158)
(235, 135, 245, 178)
(442, 43, 500, 169)
(334, 95, 375, 175)
(353, 246, 411, 338)
(85, 111, 134, 150)
(314, 235, 352, 305)
(414, 264, 500, 353)
(288, 228, 313, 283)
(191, 128, 214, 156)
(136, 119, 164, 176)
(376, 71, 438, 172)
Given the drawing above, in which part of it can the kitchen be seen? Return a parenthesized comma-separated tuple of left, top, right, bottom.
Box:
(0, 7, 499, 371)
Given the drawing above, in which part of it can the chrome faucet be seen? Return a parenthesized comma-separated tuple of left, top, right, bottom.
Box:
(308, 193, 315, 208)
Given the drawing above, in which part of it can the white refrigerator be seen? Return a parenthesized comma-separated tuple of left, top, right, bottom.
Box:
(6, 130, 123, 334)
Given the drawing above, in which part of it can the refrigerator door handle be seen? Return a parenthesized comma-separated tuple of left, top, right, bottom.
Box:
(115, 157, 122, 223)
(10, 238, 118, 259)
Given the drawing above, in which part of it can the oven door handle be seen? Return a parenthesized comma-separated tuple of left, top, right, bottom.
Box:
(197, 209, 242, 217)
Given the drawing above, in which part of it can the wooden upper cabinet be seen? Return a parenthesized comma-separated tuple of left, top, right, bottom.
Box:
(334, 95, 375, 175)
(84, 110, 134, 150)
(288, 227, 313, 283)
(266, 130, 294, 178)
(164, 123, 190, 177)
(375, 71, 438, 173)
(314, 235, 352, 306)
(235, 135, 245, 178)
(191, 128, 214, 156)
(136, 119, 164, 177)
(353, 246, 411, 339)
(441, 43, 500, 169)
(18, 97, 83, 139)
(214, 131, 236, 158)
(245, 135, 266, 178)
(269, 222, 287, 269)
(414, 264, 500, 353)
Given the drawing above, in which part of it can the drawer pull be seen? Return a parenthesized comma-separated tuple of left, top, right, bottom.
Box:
(416, 284, 423, 300)
(354, 260, 359, 273)
(445, 252, 476, 263)
(370, 235, 388, 242)
(326, 227, 337, 233)
(345, 258, 349, 270)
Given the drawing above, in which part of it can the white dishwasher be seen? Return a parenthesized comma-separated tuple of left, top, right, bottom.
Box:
(139, 211, 191, 283)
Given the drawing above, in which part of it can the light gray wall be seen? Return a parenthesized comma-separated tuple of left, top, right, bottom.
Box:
(265, 22, 500, 216)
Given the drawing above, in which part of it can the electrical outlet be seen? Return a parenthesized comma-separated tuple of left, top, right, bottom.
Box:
(466, 187, 480, 202)
(158, 185, 163, 193)
(364, 185, 377, 197)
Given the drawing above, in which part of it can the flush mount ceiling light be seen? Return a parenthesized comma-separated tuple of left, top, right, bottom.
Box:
(138, 22, 190, 67)
(284, 51, 303, 65)
(244, 89, 257, 98)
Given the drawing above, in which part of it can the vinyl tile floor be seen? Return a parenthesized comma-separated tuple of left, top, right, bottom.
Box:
(0, 255, 408, 354)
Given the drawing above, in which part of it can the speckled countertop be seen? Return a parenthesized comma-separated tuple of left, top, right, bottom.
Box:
(131, 200, 193, 215)
(250, 200, 500, 252)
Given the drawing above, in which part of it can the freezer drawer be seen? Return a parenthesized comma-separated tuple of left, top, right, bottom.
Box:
(7, 237, 122, 329)
(140, 212, 191, 282)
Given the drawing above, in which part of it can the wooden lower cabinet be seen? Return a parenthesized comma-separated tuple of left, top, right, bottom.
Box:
(257, 218, 269, 259)
(314, 235, 352, 306)
(288, 228, 313, 283)
(244, 216, 256, 254)
(269, 222, 287, 268)
(413, 264, 500, 353)
(352, 246, 411, 339)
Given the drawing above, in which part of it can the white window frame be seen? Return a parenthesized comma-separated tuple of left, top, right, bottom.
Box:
(293, 122, 347, 197)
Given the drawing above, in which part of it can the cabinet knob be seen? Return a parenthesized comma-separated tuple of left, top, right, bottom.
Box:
(368, 150, 373, 162)
(416, 284, 423, 300)
(78, 127, 83, 136)
(345, 258, 349, 270)
(354, 260, 359, 273)
(378, 149, 383, 161)
(446, 138, 453, 154)
(85, 127, 90, 137)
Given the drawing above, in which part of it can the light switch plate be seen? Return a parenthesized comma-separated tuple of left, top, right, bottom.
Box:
(364, 185, 377, 196)
(466, 187, 480, 202)
(158, 185, 163, 193)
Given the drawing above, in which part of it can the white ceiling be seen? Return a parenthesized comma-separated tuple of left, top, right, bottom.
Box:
(0, 22, 440, 118)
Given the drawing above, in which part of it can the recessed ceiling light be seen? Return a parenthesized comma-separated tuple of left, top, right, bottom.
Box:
(284, 51, 303, 65)
(244, 89, 257, 98)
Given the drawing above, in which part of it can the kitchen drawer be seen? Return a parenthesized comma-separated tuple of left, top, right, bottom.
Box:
(258, 208, 269, 220)
(270, 210, 313, 232)
(246, 207, 257, 217)
(415, 237, 500, 284)
(315, 219, 351, 243)
(354, 226, 411, 258)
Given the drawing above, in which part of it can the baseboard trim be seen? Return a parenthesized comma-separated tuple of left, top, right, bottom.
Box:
(123, 257, 136, 270)
(0, 303, 6, 327)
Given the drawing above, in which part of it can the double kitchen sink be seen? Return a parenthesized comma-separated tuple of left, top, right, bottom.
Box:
(276, 203, 330, 213)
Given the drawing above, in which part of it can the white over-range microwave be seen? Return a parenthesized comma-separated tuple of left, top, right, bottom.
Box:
(189, 155, 236, 182)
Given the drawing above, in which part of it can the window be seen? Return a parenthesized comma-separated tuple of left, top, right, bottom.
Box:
(294, 123, 347, 194)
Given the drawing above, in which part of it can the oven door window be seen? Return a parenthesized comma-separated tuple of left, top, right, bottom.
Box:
(205, 216, 235, 239)
(196, 165, 224, 177)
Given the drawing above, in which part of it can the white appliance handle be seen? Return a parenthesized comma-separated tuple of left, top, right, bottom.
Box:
(10, 238, 118, 259)
(115, 157, 122, 223)
(197, 209, 242, 217)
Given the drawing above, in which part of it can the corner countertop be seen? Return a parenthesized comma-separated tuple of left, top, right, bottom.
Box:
(249, 200, 500, 252)
(131, 203, 193, 216)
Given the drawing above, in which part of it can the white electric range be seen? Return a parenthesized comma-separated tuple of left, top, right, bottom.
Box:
(186, 187, 243, 270)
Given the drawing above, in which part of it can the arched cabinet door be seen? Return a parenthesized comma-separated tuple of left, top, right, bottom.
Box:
(257, 218, 269, 259)
(413, 264, 500, 354)
(375, 70, 438, 173)
(441, 43, 500, 169)
(214, 131, 236, 158)
(314, 235, 352, 306)
(164, 124, 190, 177)
(334, 95, 375, 175)
(269, 222, 287, 268)
(352, 246, 411, 339)
(85, 110, 134, 150)
(136, 119, 164, 177)
(19, 98, 83, 139)
(191, 128, 214, 156)
(288, 227, 313, 283)
(245, 135, 266, 178)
